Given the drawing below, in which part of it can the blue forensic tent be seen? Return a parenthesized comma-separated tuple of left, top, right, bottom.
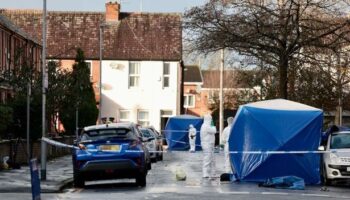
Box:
(229, 99, 323, 184)
(165, 115, 203, 151)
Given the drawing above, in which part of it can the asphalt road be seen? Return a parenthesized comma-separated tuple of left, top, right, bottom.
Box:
(1, 151, 350, 200)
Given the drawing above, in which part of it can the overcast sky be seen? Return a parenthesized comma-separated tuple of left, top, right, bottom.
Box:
(1, 0, 207, 13)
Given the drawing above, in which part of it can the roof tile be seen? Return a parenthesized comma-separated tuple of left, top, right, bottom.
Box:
(0, 10, 182, 60)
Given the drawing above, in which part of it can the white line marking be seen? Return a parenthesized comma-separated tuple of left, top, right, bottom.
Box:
(261, 192, 289, 195)
(221, 191, 251, 194)
(185, 185, 201, 188)
(301, 194, 330, 197)
(217, 188, 250, 194)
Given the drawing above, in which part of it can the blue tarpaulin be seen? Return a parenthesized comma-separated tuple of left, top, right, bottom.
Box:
(229, 99, 323, 184)
(165, 115, 203, 151)
(260, 176, 305, 190)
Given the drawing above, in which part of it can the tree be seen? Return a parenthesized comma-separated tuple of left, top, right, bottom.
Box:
(46, 61, 71, 133)
(0, 104, 13, 138)
(60, 49, 98, 134)
(5, 54, 43, 140)
(184, 0, 350, 99)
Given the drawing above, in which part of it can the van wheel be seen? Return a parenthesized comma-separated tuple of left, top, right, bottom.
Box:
(136, 172, 147, 187)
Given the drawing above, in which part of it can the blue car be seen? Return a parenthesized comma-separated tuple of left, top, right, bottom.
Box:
(72, 122, 151, 187)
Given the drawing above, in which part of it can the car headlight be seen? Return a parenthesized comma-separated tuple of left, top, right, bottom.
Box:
(330, 153, 341, 164)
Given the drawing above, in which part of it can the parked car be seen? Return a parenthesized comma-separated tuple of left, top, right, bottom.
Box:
(72, 122, 151, 187)
(146, 126, 164, 161)
(140, 128, 157, 162)
(319, 131, 350, 185)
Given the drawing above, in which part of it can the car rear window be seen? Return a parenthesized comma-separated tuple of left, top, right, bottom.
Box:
(140, 129, 154, 138)
(81, 128, 137, 142)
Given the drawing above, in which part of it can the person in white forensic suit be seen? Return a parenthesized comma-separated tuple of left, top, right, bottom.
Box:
(200, 114, 217, 178)
(222, 117, 234, 173)
(188, 124, 197, 152)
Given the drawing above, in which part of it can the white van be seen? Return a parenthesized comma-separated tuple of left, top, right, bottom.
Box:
(319, 131, 350, 185)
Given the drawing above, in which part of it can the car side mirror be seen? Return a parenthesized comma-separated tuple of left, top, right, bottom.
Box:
(318, 146, 325, 151)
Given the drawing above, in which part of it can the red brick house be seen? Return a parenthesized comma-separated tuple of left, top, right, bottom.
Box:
(0, 15, 42, 103)
(183, 65, 204, 116)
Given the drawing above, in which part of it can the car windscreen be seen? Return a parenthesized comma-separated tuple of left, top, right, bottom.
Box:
(80, 128, 137, 142)
(140, 129, 154, 138)
(330, 133, 350, 149)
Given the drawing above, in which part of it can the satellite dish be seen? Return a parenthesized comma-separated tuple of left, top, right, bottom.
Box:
(196, 85, 201, 93)
(110, 62, 118, 68)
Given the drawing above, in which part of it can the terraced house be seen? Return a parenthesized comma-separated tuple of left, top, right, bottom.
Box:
(1, 1, 183, 131)
(0, 15, 42, 103)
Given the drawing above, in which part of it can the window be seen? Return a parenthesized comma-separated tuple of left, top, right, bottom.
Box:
(163, 63, 170, 88)
(85, 61, 93, 80)
(184, 94, 195, 108)
(161, 110, 173, 117)
(119, 110, 130, 122)
(129, 62, 140, 87)
(137, 110, 149, 126)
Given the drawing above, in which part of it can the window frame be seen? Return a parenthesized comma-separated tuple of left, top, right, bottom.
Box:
(119, 109, 131, 122)
(162, 62, 170, 88)
(184, 94, 195, 108)
(128, 62, 141, 88)
(137, 110, 150, 126)
(85, 60, 93, 80)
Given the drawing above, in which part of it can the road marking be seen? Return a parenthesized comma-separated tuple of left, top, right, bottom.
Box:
(217, 188, 250, 194)
(301, 194, 330, 197)
(261, 192, 289, 195)
(147, 187, 178, 193)
(220, 191, 251, 194)
(185, 185, 201, 188)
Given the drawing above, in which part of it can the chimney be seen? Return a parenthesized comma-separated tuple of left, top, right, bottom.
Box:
(105, 1, 120, 22)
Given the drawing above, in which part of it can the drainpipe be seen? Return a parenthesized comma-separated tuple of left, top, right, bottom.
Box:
(180, 60, 185, 114)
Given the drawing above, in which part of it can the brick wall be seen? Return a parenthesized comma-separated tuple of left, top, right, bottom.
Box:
(0, 137, 74, 165)
(183, 84, 211, 117)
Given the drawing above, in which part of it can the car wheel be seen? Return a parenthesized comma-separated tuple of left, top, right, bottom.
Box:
(147, 161, 152, 170)
(136, 172, 147, 187)
(73, 168, 85, 188)
(159, 152, 163, 161)
(151, 157, 157, 163)
(322, 166, 331, 186)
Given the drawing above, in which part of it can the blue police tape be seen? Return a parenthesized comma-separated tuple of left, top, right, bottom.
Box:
(42, 136, 350, 154)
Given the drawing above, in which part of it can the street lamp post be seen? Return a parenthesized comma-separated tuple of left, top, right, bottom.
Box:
(99, 24, 103, 124)
(40, 0, 48, 180)
(219, 49, 224, 142)
(26, 82, 31, 164)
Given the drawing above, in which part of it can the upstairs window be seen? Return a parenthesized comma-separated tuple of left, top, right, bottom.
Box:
(163, 63, 170, 88)
(129, 62, 140, 87)
(184, 94, 195, 108)
(85, 61, 93, 80)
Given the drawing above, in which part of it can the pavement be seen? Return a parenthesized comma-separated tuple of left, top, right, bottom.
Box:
(0, 155, 73, 193)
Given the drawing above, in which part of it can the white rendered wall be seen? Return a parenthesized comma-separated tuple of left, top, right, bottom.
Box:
(101, 60, 179, 130)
